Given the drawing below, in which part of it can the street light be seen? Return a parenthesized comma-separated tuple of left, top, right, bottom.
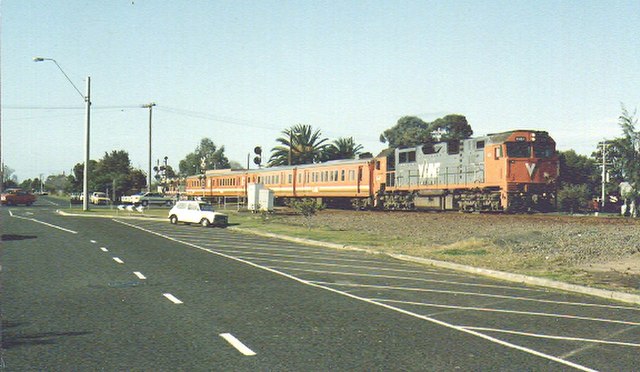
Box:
(141, 102, 156, 192)
(34, 57, 91, 211)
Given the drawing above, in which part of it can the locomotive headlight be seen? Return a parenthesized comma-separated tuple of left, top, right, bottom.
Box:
(531, 133, 536, 141)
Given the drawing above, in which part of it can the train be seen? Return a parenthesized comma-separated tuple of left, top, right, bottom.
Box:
(184, 129, 559, 212)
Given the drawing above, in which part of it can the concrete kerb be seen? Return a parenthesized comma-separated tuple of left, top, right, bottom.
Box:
(228, 227, 640, 306)
(52, 210, 640, 305)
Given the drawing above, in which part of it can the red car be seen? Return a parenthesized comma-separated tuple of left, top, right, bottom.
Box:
(1, 188, 36, 206)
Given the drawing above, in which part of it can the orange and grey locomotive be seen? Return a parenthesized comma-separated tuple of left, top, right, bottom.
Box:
(185, 129, 558, 212)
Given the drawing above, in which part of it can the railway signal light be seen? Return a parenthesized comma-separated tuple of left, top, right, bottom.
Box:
(254, 146, 262, 166)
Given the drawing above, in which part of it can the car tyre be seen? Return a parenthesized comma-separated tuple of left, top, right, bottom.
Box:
(141, 200, 149, 207)
(170, 215, 178, 224)
(200, 218, 210, 227)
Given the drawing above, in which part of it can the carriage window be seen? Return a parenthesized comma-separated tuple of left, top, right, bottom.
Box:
(341, 170, 345, 181)
(506, 142, 531, 158)
(476, 140, 485, 149)
(288, 174, 292, 184)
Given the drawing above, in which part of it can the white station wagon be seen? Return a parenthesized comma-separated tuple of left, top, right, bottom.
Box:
(168, 201, 228, 227)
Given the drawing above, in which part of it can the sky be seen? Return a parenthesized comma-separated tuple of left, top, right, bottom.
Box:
(1, 0, 639, 182)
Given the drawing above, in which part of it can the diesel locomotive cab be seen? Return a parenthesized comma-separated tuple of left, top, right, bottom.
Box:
(500, 131, 558, 212)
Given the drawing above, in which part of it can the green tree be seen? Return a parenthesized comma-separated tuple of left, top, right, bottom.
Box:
(322, 137, 364, 161)
(45, 173, 74, 194)
(380, 114, 473, 148)
(72, 160, 98, 192)
(93, 150, 134, 195)
(558, 184, 591, 214)
(428, 114, 473, 141)
(380, 116, 431, 148)
(618, 106, 640, 194)
(268, 124, 328, 166)
(2, 164, 18, 189)
(556, 150, 599, 212)
(179, 138, 230, 176)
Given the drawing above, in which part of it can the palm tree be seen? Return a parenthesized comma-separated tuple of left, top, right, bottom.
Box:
(322, 137, 364, 161)
(268, 124, 328, 166)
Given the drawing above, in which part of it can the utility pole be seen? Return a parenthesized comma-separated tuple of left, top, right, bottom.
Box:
(142, 102, 156, 192)
(600, 141, 609, 208)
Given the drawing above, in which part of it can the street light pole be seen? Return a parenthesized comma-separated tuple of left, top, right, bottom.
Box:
(34, 57, 91, 211)
(142, 102, 156, 192)
(83, 77, 91, 211)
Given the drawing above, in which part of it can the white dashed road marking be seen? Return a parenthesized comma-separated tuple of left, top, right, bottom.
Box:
(163, 293, 183, 304)
(133, 271, 146, 280)
(113, 257, 124, 264)
(100, 247, 109, 252)
(220, 333, 256, 356)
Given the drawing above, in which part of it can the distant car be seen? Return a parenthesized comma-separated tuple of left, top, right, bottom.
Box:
(1, 188, 36, 206)
(90, 192, 111, 205)
(122, 192, 174, 206)
(168, 200, 228, 227)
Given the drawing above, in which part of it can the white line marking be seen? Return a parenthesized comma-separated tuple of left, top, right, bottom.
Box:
(213, 248, 476, 274)
(90, 240, 97, 243)
(133, 271, 146, 280)
(113, 219, 598, 371)
(220, 333, 256, 356)
(371, 298, 640, 326)
(228, 256, 466, 275)
(461, 326, 640, 348)
(100, 247, 109, 252)
(9, 214, 78, 234)
(266, 266, 541, 292)
(113, 257, 124, 264)
(163, 293, 183, 304)
(313, 281, 640, 311)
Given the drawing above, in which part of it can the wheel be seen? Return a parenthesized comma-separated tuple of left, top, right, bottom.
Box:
(200, 218, 210, 227)
(170, 215, 178, 224)
(141, 200, 149, 207)
(165, 200, 173, 206)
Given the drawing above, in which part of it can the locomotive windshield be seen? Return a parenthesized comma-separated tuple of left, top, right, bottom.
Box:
(534, 142, 555, 158)
(506, 142, 531, 158)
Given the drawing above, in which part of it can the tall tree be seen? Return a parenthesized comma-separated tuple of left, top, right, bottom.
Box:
(93, 150, 133, 195)
(617, 105, 640, 215)
(556, 150, 599, 212)
(2, 164, 18, 189)
(428, 114, 473, 141)
(380, 114, 473, 148)
(268, 124, 328, 166)
(72, 160, 98, 192)
(322, 137, 364, 161)
(179, 138, 230, 176)
(379, 116, 431, 148)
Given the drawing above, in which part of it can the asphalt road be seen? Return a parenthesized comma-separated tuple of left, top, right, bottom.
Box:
(1, 198, 639, 371)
